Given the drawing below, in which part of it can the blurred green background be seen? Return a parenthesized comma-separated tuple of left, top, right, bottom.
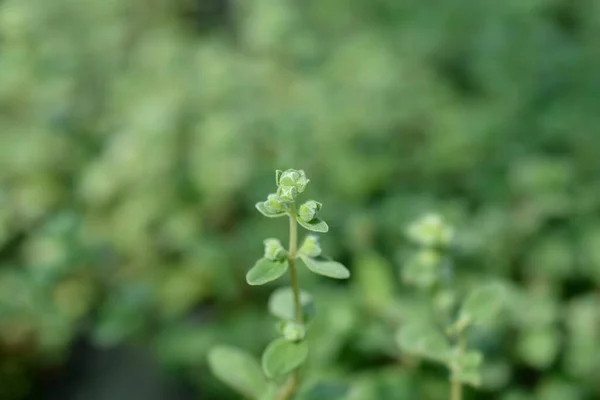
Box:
(0, 0, 599, 399)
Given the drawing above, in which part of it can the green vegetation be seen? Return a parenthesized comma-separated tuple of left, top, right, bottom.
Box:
(1, 0, 599, 399)
(397, 214, 506, 400)
(209, 169, 349, 400)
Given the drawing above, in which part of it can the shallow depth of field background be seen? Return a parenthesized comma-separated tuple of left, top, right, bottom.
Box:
(0, 0, 599, 399)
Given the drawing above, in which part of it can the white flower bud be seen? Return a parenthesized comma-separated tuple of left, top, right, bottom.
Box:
(277, 169, 310, 193)
(264, 193, 284, 213)
(264, 238, 287, 261)
(407, 213, 454, 247)
(298, 200, 321, 222)
(277, 185, 298, 202)
(299, 235, 322, 257)
(281, 321, 306, 342)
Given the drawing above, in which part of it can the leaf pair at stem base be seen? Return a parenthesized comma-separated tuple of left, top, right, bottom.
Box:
(247, 255, 350, 286)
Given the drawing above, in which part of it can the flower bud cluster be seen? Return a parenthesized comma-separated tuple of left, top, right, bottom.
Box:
(407, 213, 454, 248)
(263, 238, 287, 261)
(276, 169, 309, 194)
(299, 235, 322, 258)
(298, 200, 321, 223)
(280, 321, 307, 342)
(403, 213, 454, 289)
(257, 169, 313, 217)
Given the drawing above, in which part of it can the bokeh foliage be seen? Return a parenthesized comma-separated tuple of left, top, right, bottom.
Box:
(0, 0, 599, 399)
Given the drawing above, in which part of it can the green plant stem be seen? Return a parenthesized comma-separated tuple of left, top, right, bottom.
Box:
(276, 374, 300, 400)
(450, 334, 466, 400)
(276, 206, 303, 400)
(450, 377, 462, 400)
(288, 207, 303, 325)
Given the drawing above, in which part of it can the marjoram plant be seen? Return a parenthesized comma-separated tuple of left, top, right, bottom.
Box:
(208, 169, 350, 400)
(397, 213, 506, 400)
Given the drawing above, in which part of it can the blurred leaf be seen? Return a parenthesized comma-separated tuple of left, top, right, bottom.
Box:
(517, 328, 561, 369)
(268, 286, 315, 322)
(501, 391, 531, 400)
(459, 283, 506, 326)
(308, 290, 358, 366)
(259, 384, 280, 400)
(564, 295, 600, 378)
(536, 378, 582, 400)
(347, 366, 417, 400)
(92, 284, 152, 347)
(354, 252, 395, 312)
(208, 345, 268, 399)
(512, 287, 559, 328)
(247, 258, 289, 286)
(261, 338, 308, 378)
(450, 350, 483, 387)
(480, 360, 511, 390)
(299, 381, 350, 400)
(453, 369, 481, 388)
(525, 234, 574, 279)
(396, 321, 450, 363)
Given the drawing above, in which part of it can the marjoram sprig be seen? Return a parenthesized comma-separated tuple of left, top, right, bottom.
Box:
(209, 169, 350, 400)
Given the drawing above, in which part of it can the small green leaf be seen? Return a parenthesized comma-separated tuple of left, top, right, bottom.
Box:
(396, 321, 450, 362)
(247, 258, 289, 286)
(450, 350, 484, 387)
(460, 283, 506, 326)
(208, 346, 268, 399)
(262, 338, 309, 378)
(268, 286, 316, 322)
(297, 217, 329, 233)
(256, 202, 287, 218)
(453, 368, 482, 387)
(300, 255, 350, 279)
(458, 350, 483, 369)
